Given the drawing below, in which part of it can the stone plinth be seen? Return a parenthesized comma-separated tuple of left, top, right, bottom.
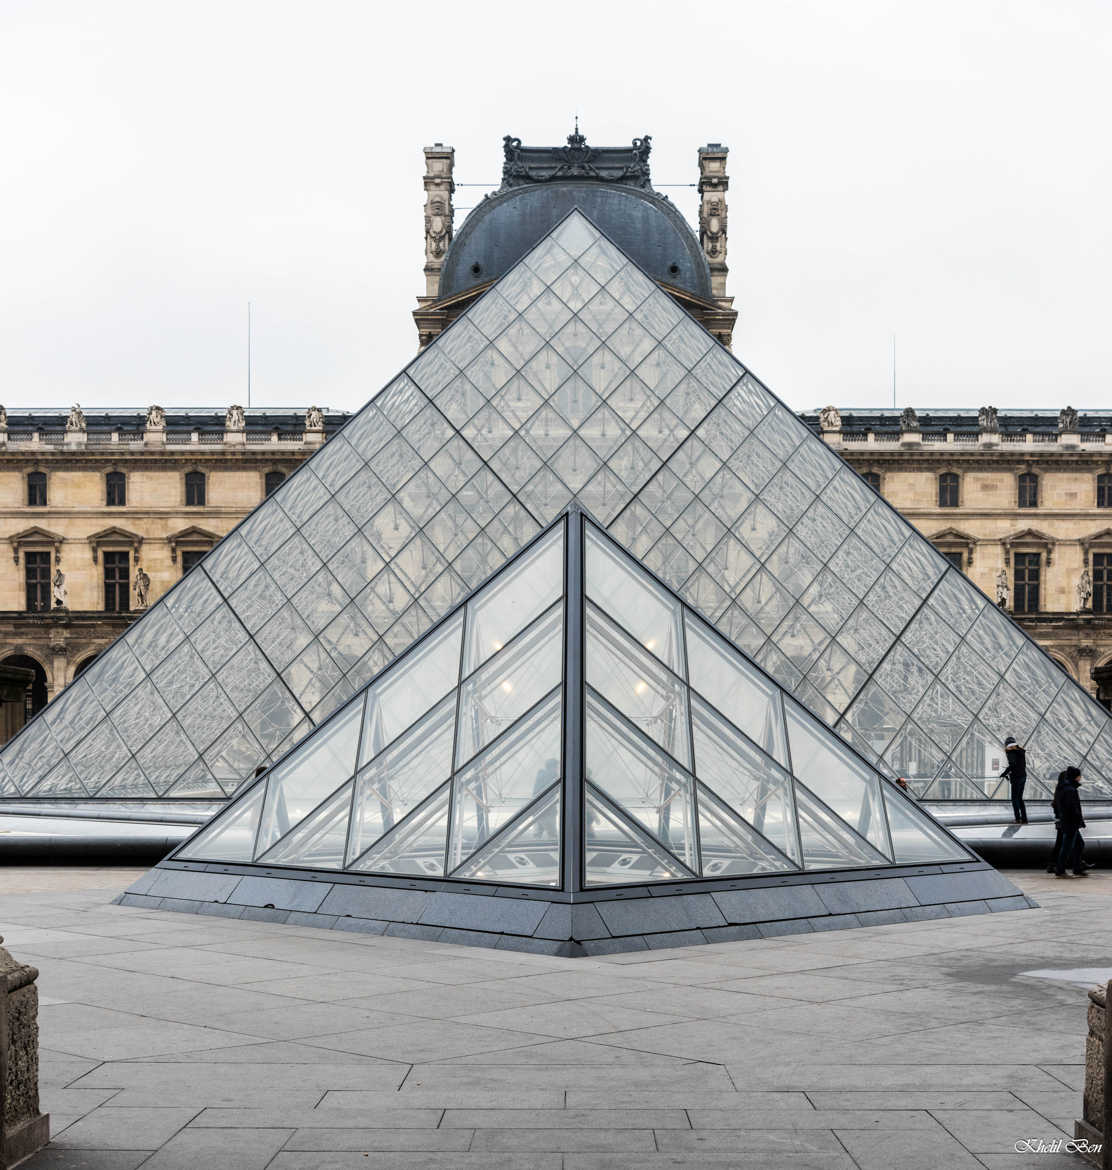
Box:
(0, 938, 49, 1168)
(1076, 981, 1110, 1165)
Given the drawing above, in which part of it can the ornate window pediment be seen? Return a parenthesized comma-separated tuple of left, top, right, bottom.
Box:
(1081, 527, 1112, 566)
(87, 526, 143, 565)
(9, 525, 64, 565)
(167, 526, 220, 564)
(1001, 527, 1055, 567)
(928, 527, 978, 568)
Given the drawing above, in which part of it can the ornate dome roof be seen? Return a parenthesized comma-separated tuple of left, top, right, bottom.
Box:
(438, 131, 712, 302)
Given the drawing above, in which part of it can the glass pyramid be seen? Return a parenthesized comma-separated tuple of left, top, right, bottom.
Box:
(172, 511, 971, 887)
(3, 208, 1108, 810)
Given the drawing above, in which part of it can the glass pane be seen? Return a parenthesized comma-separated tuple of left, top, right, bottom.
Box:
(884, 789, 968, 863)
(584, 787, 693, 886)
(347, 695, 455, 864)
(585, 525, 684, 674)
(684, 613, 787, 766)
(697, 782, 797, 876)
(350, 781, 450, 877)
(690, 696, 799, 864)
(793, 783, 889, 871)
(585, 693, 698, 871)
(463, 526, 563, 674)
(360, 612, 463, 764)
(177, 784, 265, 862)
(255, 699, 363, 856)
(451, 784, 561, 886)
(258, 780, 353, 869)
(448, 691, 561, 871)
(586, 604, 690, 767)
(456, 604, 562, 767)
(882, 721, 948, 790)
(1043, 680, 1106, 753)
(786, 698, 891, 857)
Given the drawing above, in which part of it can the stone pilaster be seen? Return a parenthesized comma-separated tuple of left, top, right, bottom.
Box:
(420, 144, 455, 304)
(0, 936, 50, 1167)
(697, 143, 730, 302)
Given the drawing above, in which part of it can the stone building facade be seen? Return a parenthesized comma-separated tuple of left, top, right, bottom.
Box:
(806, 406, 1112, 705)
(0, 405, 348, 731)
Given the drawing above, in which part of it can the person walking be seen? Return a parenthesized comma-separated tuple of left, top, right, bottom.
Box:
(1000, 736, 1028, 824)
(1054, 766, 1087, 877)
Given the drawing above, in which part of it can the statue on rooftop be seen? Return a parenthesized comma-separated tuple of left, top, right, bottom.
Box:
(978, 406, 999, 434)
(899, 406, 919, 432)
(1059, 406, 1079, 433)
(146, 405, 166, 429)
(0, 405, 8, 430)
(65, 404, 86, 433)
(305, 405, 324, 431)
(225, 404, 246, 432)
(819, 405, 841, 432)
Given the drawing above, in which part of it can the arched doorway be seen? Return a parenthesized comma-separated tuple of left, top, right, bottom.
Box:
(74, 654, 99, 680)
(0, 654, 48, 745)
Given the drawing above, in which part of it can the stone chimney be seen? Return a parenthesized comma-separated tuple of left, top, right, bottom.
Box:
(697, 144, 729, 302)
(420, 144, 455, 304)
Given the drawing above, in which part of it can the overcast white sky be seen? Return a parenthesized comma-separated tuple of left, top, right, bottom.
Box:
(2, 0, 1109, 415)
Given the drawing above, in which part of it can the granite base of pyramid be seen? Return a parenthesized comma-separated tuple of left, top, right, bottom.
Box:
(116, 859, 1033, 957)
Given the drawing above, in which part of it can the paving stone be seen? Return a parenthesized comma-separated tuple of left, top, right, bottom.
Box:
(50, 1107, 199, 1150)
(470, 1128, 656, 1151)
(285, 1129, 474, 1151)
(441, 1108, 689, 1129)
(834, 1128, 983, 1169)
(269, 1156, 562, 1169)
(19, 1152, 152, 1169)
(137, 1127, 293, 1169)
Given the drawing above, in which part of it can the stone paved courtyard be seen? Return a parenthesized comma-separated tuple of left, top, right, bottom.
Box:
(1, 868, 1104, 1169)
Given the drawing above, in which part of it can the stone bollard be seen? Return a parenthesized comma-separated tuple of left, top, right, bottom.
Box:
(0, 938, 49, 1168)
(1077, 981, 1111, 1168)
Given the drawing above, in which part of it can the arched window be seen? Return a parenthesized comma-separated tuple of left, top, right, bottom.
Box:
(264, 470, 286, 497)
(1098, 473, 1112, 509)
(938, 473, 959, 508)
(863, 472, 881, 494)
(185, 471, 206, 507)
(1018, 472, 1038, 509)
(106, 470, 126, 507)
(27, 471, 46, 507)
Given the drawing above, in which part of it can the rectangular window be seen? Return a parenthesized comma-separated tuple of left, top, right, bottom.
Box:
(180, 549, 207, 576)
(27, 473, 46, 507)
(25, 551, 51, 613)
(104, 551, 130, 613)
(941, 551, 964, 571)
(1095, 554, 1112, 615)
(1099, 475, 1112, 508)
(1013, 553, 1040, 615)
(106, 472, 126, 507)
(1018, 473, 1039, 509)
(938, 474, 959, 508)
(185, 472, 206, 506)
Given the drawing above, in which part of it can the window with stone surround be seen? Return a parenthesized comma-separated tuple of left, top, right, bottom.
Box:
(1013, 552, 1040, 614)
(1018, 472, 1038, 509)
(1098, 474, 1112, 509)
(264, 470, 286, 497)
(185, 471, 206, 507)
(938, 473, 959, 508)
(24, 551, 50, 613)
(1095, 554, 1112, 615)
(27, 472, 46, 507)
(103, 551, 130, 613)
(106, 471, 126, 507)
(863, 472, 881, 494)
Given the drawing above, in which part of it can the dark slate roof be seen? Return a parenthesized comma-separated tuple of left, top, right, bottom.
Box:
(2, 408, 351, 439)
(439, 131, 712, 302)
(799, 408, 1112, 437)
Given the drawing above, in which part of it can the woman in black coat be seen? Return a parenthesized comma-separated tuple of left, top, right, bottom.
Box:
(1054, 766, 1087, 877)
(1000, 736, 1028, 824)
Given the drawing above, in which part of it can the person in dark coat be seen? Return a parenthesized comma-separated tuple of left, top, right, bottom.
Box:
(1000, 736, 1028, 824)
(1054, 766, 1087, 877)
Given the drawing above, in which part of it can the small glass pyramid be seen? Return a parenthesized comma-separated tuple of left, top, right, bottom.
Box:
(175, 511, 970, 888)
(5, 207, 1109, 813)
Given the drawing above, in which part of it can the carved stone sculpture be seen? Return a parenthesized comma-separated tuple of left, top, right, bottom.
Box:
(1078, 568, 1093, 612)
(899, 406, 919, 432)
(0, 936, 50, 1166)
(819, 405, 842, 432)
(146, 405, 166, 429)
(134, 566, 150, 609)
(305, 406, 325, 431)
(51, 569, 65, 609)
(225, 404, 246, 432)
(995, 568, 1009, 609)
(0, 406, 7, 431)
(65, 404, 86, 433)
(1059, 405, 1080, 433)
(978, 405, 999, 434)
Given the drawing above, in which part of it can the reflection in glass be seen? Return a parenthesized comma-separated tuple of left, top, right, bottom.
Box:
(178, 784, 265, 862)
(259, 780, 353, 869)
(350, 782, 450, 876)
(455, 604, 563, 766)
(585, 525, 684, 673)
(793, 783, 887, 870)
(697, 782, 796, 876)
(586, 604, 691, 767)
(347, 696, 455, 865)
(360, 612, 462, 765)
(584, 787, 692, 886)
(448, 691, 561, 871)
(462, 526, 563, 674)
(451, 784, 561, 886)
(255, 699, 363, 856)
(786, 699, 891, 857)
(585, 692, 697, 871)
(884, 789, 967, 863)
(685, 614, 787, 766)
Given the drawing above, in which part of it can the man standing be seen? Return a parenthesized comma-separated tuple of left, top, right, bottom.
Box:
(1054, 766, 1087, 877)
(1000, 736, 1028, 824)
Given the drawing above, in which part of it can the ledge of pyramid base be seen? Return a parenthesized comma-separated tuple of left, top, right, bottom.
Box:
(114, 860, 1036, 957)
